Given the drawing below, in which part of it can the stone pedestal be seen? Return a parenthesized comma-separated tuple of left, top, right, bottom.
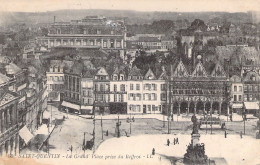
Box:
(191, 134, 200, 147)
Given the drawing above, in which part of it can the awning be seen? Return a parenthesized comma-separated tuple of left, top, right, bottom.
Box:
(244, 102, 259, 110)
(61, 101, 80, 110)
(81, 105, 93, 110)
(232, 103, 243, 109)
(19, 126, 34, 144)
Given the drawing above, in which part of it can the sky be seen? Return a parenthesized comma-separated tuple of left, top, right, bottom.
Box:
(0, 0, 260, 13)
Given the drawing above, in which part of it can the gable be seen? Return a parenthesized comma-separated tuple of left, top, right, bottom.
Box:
(144, 69, 156, 80)
(172, 61, 189, 77)
(192, 62, 208, 77)
(96, 67, 108, 76)
(211, 63, 226, 78)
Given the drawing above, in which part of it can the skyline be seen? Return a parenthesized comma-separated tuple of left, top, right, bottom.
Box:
(0, 0, 260, 13)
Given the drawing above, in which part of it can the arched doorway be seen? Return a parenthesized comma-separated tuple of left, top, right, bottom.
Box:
(221, 102, 228, 115)
(205, 102, 211, 114)
(180, 102, 188, 114)
(197, 101, 204, 114)
(173, 102, 179, 114)
(189, 102, 195, 114)
(212, 102, 220, 115)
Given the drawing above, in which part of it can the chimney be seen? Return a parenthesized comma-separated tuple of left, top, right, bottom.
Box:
(54, 16, 56, 24)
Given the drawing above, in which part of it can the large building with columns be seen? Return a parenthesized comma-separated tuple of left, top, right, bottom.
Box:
(37, 16, 126, 57)
(168, 60, 230, 116)
(0, 73, 20, 156)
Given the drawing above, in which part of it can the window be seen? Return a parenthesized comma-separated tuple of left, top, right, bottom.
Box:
(129, 93, 134, 100)
(152, 105, 155, 111)
(239, 95, 242, 101)
(148, 94, 151, 100)
(161, 84, 166, 90)
(254, 86, 258, 92)
(249, 85, 252, 91)
(161, 93, 166, 101)
(100, 84, 104, 91)
(114, 94, 117, 102)
(136, 93, 141, 101)
(244, 85, 247, 91)
(114, 84, 117, 92)
(130, 84, 134, 90)
(120, 84, 125, 91)
(239, 86, 242, 92)
(136, 105, 141, 112)
(148, 105, 151, 111)
(136, 84, 140, 90)
(234, 95, 237, 101)
(143, 105, 146, 112)
(234, 86, 237, 92)
(113, 75, 118, 80)
(152, 84, 157, 90)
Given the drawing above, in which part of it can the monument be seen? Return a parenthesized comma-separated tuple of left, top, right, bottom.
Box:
(183, 115, 208, 165)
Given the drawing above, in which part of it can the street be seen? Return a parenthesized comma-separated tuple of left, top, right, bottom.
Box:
(46, 105, 259, 156)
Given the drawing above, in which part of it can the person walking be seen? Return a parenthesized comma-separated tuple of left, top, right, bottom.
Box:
(176, 137, 179, 144)
(173, 138, 176, 145)
(152, 148, 155, 155)
(167, 139, 170, 146)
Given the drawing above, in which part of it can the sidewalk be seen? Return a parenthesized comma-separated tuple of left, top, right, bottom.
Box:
(80, 113, 258, 122)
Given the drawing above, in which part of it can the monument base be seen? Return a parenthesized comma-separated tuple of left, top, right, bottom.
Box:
(191, 134, 200, 147)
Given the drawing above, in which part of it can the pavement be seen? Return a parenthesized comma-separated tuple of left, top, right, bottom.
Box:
(80, 112, 258, 122)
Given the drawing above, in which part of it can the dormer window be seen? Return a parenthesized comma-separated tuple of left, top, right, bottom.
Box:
(120, 75, 124, 80)
(114, 75, 118, 80)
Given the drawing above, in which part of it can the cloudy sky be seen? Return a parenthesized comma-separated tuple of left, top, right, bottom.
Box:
(0, 0, 260, 13)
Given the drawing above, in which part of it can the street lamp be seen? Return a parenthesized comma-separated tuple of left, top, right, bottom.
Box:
(128, 113, 135, 134)
(116, 112, 121, 138)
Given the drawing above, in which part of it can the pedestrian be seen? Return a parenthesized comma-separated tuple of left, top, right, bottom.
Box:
(63, 115, 65, 120)
(167, 139, 170, 146)
(240, 131, 243, 139)
(221, 123, 225, 129)
(132, 116, 135, 122)
(152, 148, 155, 155)
(224, 131, 227, 138)
(173, 138, 176, 145)
(106, 130, 108, 136)
(176, 137, 179, 144)
(230, 114, 232, 122)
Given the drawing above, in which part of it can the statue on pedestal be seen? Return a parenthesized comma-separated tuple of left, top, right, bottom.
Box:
(183, 115, 208, 164)
(191, 114, 199, 134)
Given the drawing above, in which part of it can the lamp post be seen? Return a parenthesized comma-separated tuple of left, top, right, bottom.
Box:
(101, 114, 103, 140)
(129, 113, 135, 134)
